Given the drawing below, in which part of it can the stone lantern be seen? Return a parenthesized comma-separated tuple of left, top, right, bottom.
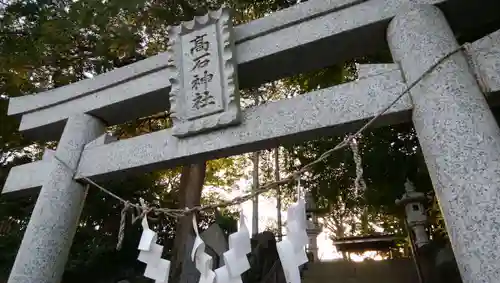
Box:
(395, 179, 430, 248)
(305, 191, 322, 261)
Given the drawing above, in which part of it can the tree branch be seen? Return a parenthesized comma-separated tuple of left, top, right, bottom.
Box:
(136, 111, 171, 122)
(0, 30, 30, 37)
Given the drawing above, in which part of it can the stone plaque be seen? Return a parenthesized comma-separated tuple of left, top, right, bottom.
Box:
(167, 7, 241, 137)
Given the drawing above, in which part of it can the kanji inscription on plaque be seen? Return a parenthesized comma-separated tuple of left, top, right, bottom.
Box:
(183, 28, 222, 117)
(167, 8, 241, 137)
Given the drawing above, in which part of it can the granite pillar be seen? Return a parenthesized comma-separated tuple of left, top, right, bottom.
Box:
(388, 5, 500, 283)
(8, 114, 105, 283)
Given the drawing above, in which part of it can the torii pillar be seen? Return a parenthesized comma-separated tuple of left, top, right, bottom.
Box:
(388, 5, 500, 283)
(7, 114, 105, 283)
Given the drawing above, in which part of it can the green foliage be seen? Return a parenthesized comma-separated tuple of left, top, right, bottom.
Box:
(0, 0, 304, 281)
(427, 193, 448, 244)
(284, 63, 355, 93)
(206, 156, 247, 188)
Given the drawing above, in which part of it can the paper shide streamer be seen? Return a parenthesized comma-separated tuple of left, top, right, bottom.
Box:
(191, 211, 252, 283)
(134, 210, 253, 283)
(277, 177, 308, 283)
(137, 218, 171, 283)
(135, 195, 307, 283)
(215, 211, 252, 283)
(191, 215, 216, 283)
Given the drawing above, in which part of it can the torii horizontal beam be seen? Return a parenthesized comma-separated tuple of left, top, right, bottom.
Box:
(8, 0, 500, 141)
(4, 29, 500, 196)
(3, 68, 410, 196)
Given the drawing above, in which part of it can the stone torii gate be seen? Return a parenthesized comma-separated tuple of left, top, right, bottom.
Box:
(3, 1, 500, 283)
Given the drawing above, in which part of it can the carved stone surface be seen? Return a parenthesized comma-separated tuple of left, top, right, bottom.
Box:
(168, 7, 241, 137)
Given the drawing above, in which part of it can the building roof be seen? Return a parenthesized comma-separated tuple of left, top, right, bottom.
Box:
(332, 234, 400, 252)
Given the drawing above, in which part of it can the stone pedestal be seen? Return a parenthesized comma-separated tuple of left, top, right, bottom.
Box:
(8, 114, 105, 283)
(306, 223, 322, 262)
(388, 5, 500, 283)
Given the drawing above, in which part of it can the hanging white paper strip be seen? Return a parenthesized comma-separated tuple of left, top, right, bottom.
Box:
(222, 249, 250, 277)
(199, 270, 217, 283)
(136, 217, 171, 283)
(214, 265, 243, 283)
(286, 178, 308, 251)
(191, 235, 206, 266)
(138, 243, 163, 265)
(294, 246, 309, 267)
(277, 239, 303, 283)
(138, 217, 157, 251)
(287, 200, 307, 231)
(223, 211, 251, 278)
(144, 259, 171, 282)
(191, 215, 216, 283)
(276, 177, 309, 283)
(286, 220, 308, 250)
(228, 212, 251, 256)
(195, 250, 213, 275)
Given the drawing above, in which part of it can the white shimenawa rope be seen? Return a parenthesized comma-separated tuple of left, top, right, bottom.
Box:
(49, 45, 465, 249)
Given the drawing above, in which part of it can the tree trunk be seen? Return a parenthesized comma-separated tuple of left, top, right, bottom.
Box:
(360, 206, 369, 235)
(251, 95, 260, 236)
(337, 226, 349, 261)
(274, 147, 282, 241)
(334, 218, 349, 261)
(252, 151, 260, 236)
(169, 162, 207, 282)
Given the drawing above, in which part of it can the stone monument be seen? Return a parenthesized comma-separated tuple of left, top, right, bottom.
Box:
(395, 179, 430, 248)
(305, 191, 321, 261)
(243, 231, 285, 283)
(2, 1, 500, 283)
(397, 180, 463, 283)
